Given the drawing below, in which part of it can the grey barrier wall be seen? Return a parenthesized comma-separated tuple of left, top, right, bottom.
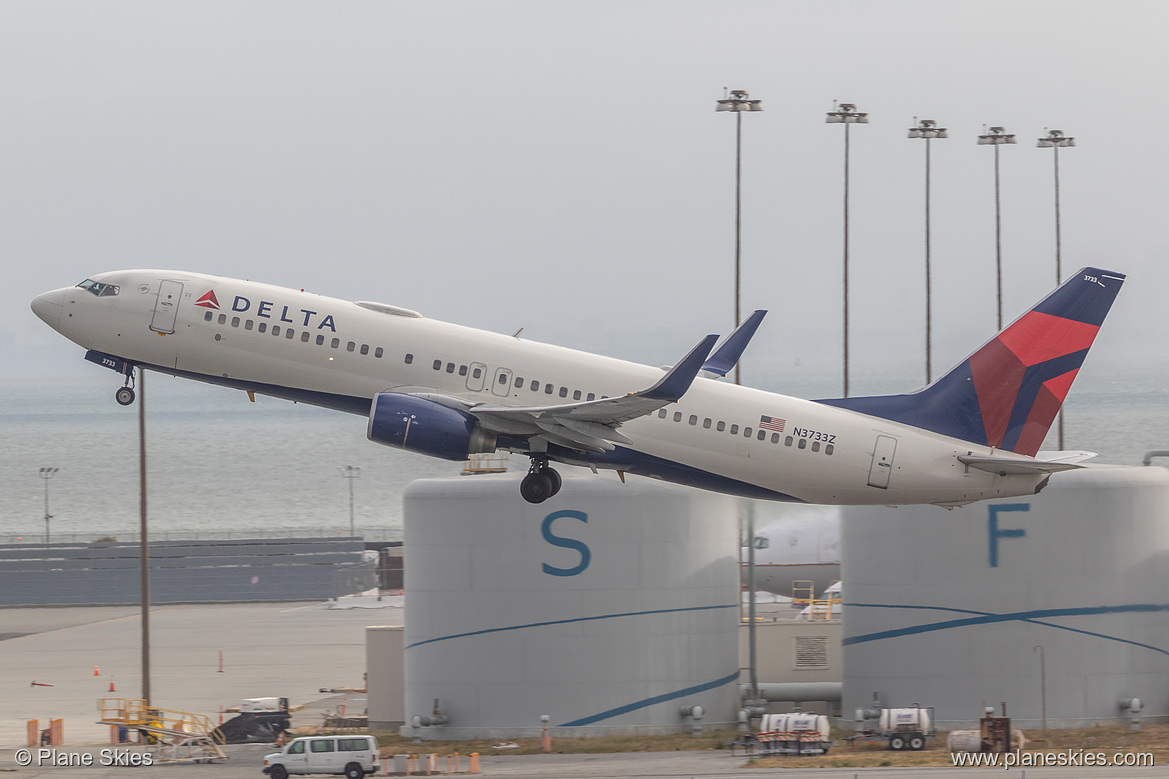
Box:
(0, 537, 366, 605)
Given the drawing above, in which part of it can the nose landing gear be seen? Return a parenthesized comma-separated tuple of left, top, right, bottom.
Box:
(115, 375, 136, 406)
(520, 457, 562, 504)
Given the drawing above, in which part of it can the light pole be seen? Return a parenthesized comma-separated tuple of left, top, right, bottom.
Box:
(716, 88, 762, 706)
(908, 119, 947, 384)
(977, 126, 1017, 330)
(1038, 129, 1075, 450)
(826, 101, 868, 397)
(340, 465, 361, 537)
(715, 88, 762, 387)
(38, 467, 59, 543)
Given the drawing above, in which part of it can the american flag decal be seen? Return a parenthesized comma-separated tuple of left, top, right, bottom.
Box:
(759, 415, 785, 432)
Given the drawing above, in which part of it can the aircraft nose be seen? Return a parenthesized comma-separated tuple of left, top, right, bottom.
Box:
(31, 288, 66, 329)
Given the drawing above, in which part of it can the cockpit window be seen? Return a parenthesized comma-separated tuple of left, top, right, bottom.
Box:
(76, 279, 119, 297)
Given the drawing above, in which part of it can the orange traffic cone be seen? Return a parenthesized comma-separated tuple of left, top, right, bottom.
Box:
(94, 665, 101, 676)
(109, 678, 116, 692)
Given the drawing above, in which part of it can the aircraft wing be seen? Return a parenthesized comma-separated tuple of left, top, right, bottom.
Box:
(701, 310, 766, 378)
(468, 334, 718, 452)
(957, 455, 1085, 476)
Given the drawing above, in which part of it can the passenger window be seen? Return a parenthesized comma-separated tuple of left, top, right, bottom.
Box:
(347, 341, 356, 352)
(812, 441, 821, 452)
(286, 328, 295, 339)
(658, 409, 667, 419)
(515, 378, 524, 388)
(316, 334, 324, 345)
(331, 338, 340, 348)
(688, 415, 697, 425)
(258, 322, 267, 333)
(445, 362, 454, 373)
(559, 387, 568, 398)
(218, 314, 227, 325)
(545, 383, 553, 394)
(499, 374, 508, 385)
(204, 311, 213, 322)
(825, 444, 834, 455)
(433, 360, 442, 370)
(231, 317, 240, 327)
(673, 412, 682, 422)
(375, 347, 383, 358)
(458, 364, 467, 376)
(744, 427, 752, 437)
(587, 393, 596, 401)
(757, 430, 766, 441)
(245, 320, 254, 331)
(531, 381, 539, 392)
(301, 331, 310, 342)
(717, 421, 725, 431)
(473, 367, 482, 379)
(703, 418, 712, 429)
(360, 344, 369, 355)
(798, 439, 807, 450)
(785, 436, 793, 446)
(771, 433, 780, 443)
(404, 353, 413, 364)
(272, 326, 281, 336)
(730, 424, 739, 435)
(573, 390, 581, 400)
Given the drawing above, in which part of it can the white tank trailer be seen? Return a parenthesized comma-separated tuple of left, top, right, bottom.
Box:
(842, 465, 1169, 729)
(399, 473, 742, 739)
(756, 712, 832, 755)
(851, 706, 936, 751)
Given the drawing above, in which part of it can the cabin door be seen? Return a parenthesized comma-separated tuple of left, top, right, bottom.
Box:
(867, 435, 898, 489)
(149, 280, 184, 334)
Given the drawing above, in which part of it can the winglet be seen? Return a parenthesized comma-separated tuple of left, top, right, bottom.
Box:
(641, 334, 719, 401)
(702, 310, 766, 377)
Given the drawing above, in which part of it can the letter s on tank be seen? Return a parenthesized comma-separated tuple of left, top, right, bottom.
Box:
(541, 510, 590, 577)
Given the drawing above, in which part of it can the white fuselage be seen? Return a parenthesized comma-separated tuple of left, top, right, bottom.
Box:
(33, 270, 1048, 506)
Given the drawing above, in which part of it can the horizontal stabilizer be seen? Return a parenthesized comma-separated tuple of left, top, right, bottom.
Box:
(958, 455, 1083, 476)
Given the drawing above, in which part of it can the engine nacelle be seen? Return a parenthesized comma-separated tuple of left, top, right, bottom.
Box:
(367, 392, 497, 461)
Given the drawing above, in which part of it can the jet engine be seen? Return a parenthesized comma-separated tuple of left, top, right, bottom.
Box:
(367, 392, 497, 461)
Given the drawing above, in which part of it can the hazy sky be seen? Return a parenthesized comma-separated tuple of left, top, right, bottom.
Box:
(5, 1, 1167, 394)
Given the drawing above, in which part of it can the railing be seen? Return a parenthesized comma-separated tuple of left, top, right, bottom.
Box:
(0, 528, 403, 545)
(98, 698, 222, 743)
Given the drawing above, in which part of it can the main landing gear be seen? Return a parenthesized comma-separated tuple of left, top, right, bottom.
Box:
(520, 457, 562, 504)
(114, 375, 136, 406)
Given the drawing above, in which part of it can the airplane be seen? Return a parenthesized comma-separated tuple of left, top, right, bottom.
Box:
(744, 507, 841, 598)
(31, 267, 1124, 506)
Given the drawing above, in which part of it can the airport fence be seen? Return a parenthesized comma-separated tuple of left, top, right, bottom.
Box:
(0, 528, 403, 545)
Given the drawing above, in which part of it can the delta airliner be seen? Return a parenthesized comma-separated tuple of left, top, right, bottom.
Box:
(31, 267, 1124, 506)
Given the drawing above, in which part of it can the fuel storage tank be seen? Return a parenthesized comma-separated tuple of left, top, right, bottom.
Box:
(400, 472, 741, 739)
(842, 465, 1169, 728)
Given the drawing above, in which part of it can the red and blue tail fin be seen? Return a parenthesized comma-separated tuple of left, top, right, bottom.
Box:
(817, 268, 1125, 456)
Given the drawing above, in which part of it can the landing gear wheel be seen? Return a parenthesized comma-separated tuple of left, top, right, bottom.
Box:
(545, 467, 562, 497)
(889, 735, 906, 751)
(115, 386, 136, 406)
(520, 457, 561, 504)
(520, 470, 554, 504)
(908, 735, 925, 751)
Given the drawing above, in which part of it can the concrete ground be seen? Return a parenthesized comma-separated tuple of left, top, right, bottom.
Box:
(0, 598, 395, 747)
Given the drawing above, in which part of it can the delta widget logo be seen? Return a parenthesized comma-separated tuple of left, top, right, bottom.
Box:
(195, 290, 220, 310)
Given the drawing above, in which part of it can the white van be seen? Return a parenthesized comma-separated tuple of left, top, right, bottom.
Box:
(262, 735, 380, 779)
